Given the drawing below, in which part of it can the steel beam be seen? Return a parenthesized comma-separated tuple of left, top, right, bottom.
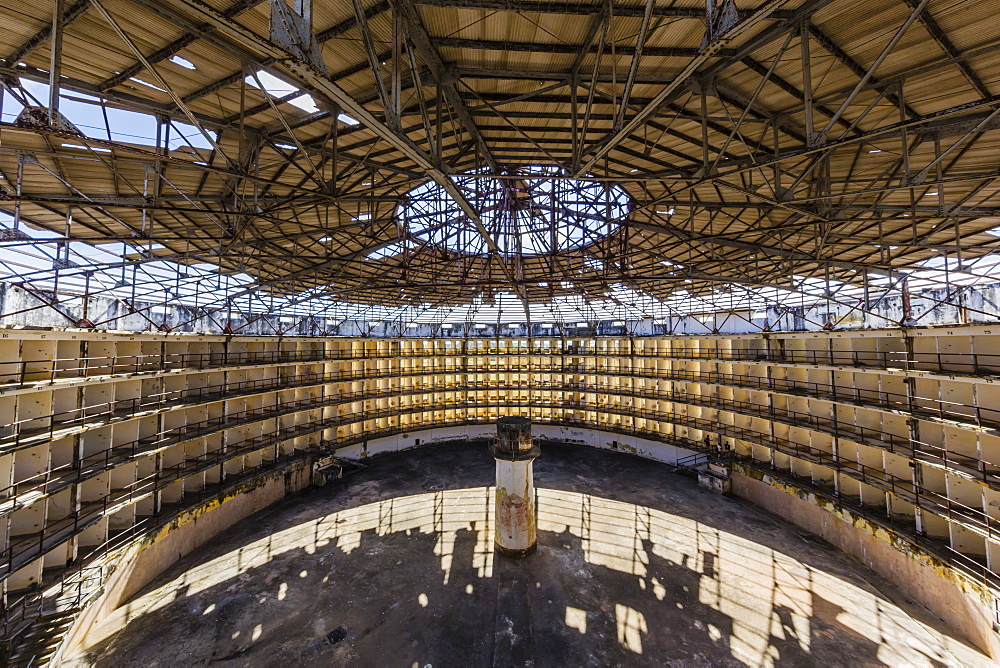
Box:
(576, 0, 801, 176)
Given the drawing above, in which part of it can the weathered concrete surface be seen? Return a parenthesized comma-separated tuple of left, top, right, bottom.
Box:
(64, 443, 991, 667)
(733, 470, 1000, 660)
(60, 464, 314, 661)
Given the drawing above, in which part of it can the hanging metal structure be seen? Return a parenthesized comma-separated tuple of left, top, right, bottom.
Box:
(0, 0, 997, 335)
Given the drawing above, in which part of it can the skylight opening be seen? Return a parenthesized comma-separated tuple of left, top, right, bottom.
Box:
(393, 166, 631, 257)
(129, 77, 167, 93)
(61, 143, 111, 153)
(244, 70, 318, 113)
(170, 56, 196, 70)
(337, 113, 359, 125)
(367, 242, 405, 260)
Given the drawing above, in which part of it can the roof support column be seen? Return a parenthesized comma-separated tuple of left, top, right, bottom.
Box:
(47, 0, 65, 125)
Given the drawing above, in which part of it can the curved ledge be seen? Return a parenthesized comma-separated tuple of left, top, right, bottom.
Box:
(34, 423, 999, 665)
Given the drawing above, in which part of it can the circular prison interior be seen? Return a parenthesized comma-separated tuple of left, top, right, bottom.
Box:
(63, 442, 990, 667)
(3, 0, 1000, 664)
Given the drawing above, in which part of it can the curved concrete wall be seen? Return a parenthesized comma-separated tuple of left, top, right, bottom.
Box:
(53, 422, 1000, 662)
(2, 326, 1000, 661)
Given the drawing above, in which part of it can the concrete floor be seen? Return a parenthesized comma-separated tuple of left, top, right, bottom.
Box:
(65, 442, 991, 667)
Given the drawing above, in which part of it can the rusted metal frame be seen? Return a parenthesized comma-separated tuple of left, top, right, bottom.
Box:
(707, 29, 796, 178)
(798, 20, 816, 146)
(0, 61, 293, 158)
(901, 0, 990, 100)
(458, 86, 562, 166)
(880, 141, 994, 257)
(433, 37, 728, 58)
(153, 172, 234, 236)
(629, 256, 892, 327)
(2, 0, 92, 66)
(614, 0, 655, 133)
(463, 82, 569, 114)
(100, 0, 265, 91)
(248, 70, 330, 193)
(2, 189, 400, 212)
(350, 116, 655, 174)
(715, 83, 807, 145)
(90, 0, 238, 171)
(180, 1, 392, 105)
(712, 178, 832, 232)
(827, 86, 893, 146)
(5, 254, 204, 329)
(575, 82, 732, 168)
(391, 0, 496, 170)
(410, 0, 755, 19)
(785, 171, 1000, 214)
(945, 175, 1000, 220)
(405, 47, 437, 158)
(24, 155, 146, 238)
(0, 123, 364, 203)
(47, 0, 66, 126)
(642, 93, 1000, 214)
(173, 269, 345, 333)
(818, 0, 929, 140)
(627, 217, 902, 280)
(461, 67, 677, 86)
(807, 25, 917, 118)
(96, 102, 129, 203)
(577, 0, 811, 176)
(224, 236, 414, 298)
(902, 275, 1000, 325)
(322, 87, 678, 165)
(391, 10, 403, 130)
(0, 35, 412, 183)
(911, 108, 1000, 186)
(738, 56, 853, 138)
(5, 282, 84, 325)
(351, 0, 396, 128)
(578, 5, 611, 171)
(221, 88, 260, 240)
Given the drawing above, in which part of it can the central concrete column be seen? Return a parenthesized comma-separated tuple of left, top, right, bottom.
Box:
(492, 416, 540, 558)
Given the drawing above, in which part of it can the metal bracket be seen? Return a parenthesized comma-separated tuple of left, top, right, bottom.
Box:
(269, 0, 327, 75)
(702, 0, 741, 47)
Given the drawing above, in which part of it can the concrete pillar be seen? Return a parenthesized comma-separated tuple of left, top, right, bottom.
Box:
(492, 416, 540, 558)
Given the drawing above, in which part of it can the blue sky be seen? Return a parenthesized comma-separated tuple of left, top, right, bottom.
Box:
(3, 77, 213, 151)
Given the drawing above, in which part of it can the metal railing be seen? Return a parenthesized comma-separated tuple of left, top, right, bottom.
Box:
(5, 346, 1000, 390)
(6, 381, 1000, 521)
(4, 409, 1000, 653)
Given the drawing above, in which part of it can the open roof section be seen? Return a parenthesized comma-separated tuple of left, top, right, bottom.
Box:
(0, 0, 998, 333)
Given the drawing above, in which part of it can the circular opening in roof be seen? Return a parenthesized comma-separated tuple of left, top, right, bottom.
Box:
(395, 166, 630, 256)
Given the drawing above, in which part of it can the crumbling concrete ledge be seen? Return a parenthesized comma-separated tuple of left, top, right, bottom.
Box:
(55, 461, 313, 663)
(733, 464, 999, 659)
